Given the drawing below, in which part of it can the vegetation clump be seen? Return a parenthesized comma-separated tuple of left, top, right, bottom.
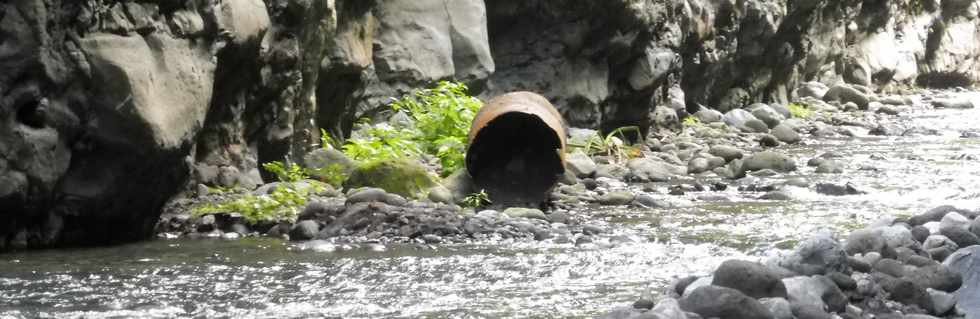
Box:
(788, 102, 813, 119)
(193, 162, 322, 224)
(682, 115, 701, 127)
(194, 81, 484, 221)
(390, 81, 482, 176)
(570, 126, 644, 164)
(462, 190, 492, 208)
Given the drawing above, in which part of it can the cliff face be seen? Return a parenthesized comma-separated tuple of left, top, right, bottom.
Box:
(1, 0, 978, 250)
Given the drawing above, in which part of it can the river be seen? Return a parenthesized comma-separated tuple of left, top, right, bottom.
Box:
(3, 98, 980, 318)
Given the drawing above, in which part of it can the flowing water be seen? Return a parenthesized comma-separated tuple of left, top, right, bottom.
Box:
(4, 95, 980, 318)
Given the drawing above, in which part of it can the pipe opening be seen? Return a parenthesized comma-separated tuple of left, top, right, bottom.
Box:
(466, 112, 564, 205)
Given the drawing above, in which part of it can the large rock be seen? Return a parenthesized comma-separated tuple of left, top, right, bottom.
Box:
(713, 260, 788, 298)
(796, 82, 829, 99)
(373, 0, 493, 82)
(344, 159, 439, 199)
(822, 84, 869, 110)
(709, 145, 744, 162)
(680, 285, 774, 319)
(627, 158, 686, 182)
(905, 264, 963, 293)
(214, 0, 271, 46)
(629, 46, 679, 91)
(944, 246, 980, 319)
(749, 104, 785, 128)
(776, 230, 849, 275)
(771, 124, 801, 144)
(782, 276, 847, 313)
(723, 109, 762, 132)
(566, 151, 598, 178)
(303, 148, 356, 182)
(694, 109, 724, 124)
(81, 33, 215, 149)
(0, 1, 233, 249)
(845, 225, 917, 255)
(744, 152, 797, 172)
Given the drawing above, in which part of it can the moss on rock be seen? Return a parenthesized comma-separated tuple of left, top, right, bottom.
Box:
(344, 158, 439, 199)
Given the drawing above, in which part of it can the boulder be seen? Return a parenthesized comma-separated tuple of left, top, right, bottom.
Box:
(597, 191, 635, 206)
(750, 104, 785, 128)
(776, 230, 849, 275)
(304, 148, 356, 182)
(814, 161, 843, 174)
(759, 298, 794, 319)
(771, 124, 801, 144)
(627, 158, 686, 182)
(744, 152, 797, 172)
(694, 109, 724, 123)
(709, 145, 744, 162)
(845, 225, 917, 255)
(713, 260, 788, 298)
(814, 183, 863, 196)
(822, 84, 869, 110)
(289, 220, 319, 241)
(373, 0, 493, 82)
(782, 276, 847, 313)
(932, 98, 974, 109)
(944, 246, 980, 319)
(906, 264, 963, 293)
(566, 151, 598, 178)
(680, 285, 774, 319)
(629, 46, 679, 91)
(344, 159, 439, 199)
(797, 82, 829, 99)
(723, 109, 761, 131)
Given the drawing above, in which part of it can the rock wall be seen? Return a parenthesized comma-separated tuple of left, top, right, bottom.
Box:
(2, 0, 979, 250)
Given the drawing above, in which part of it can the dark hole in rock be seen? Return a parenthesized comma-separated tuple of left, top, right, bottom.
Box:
(466, 112, 563, 205)
(16, 99, 45, 128)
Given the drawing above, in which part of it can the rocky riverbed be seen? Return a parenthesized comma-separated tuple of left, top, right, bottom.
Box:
(3, 86, 980, 318)
(132, 86, 980, 318)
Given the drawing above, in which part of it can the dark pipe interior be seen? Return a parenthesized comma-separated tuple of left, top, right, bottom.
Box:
(466, 112, 564, 205)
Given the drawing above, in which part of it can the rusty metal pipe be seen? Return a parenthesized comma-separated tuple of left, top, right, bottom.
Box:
(465, 92, 566, 205)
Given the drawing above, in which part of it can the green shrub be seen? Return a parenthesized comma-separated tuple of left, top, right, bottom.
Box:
(193, 161, 322, 224)
(307, 163, 348, 188)
(569, 126, 643, 164)
(390, 81, 482, 176)
(193, 184, 312, 225)
(462, 190, 491, 208)
(263, 161, 308, 183)
(342, 124, 421, 162)
(682, 116, 701, 127)
(788, 103, 813, 119)
(317, 81, 481, 178)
